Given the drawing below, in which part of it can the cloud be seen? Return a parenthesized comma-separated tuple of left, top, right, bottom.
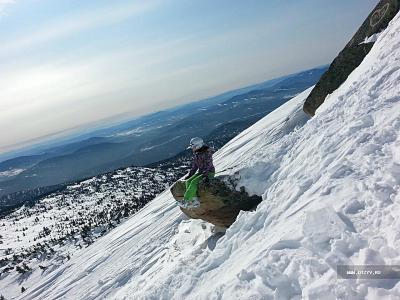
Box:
(0, 1, 160, 57)
(0, 16, 296, 153)
(0, 0, 15, 15)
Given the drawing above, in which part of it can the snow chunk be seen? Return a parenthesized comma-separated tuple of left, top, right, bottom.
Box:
(303, 207, 347, 245)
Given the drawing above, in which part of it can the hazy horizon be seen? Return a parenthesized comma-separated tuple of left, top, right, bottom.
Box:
(0, 0, 378, 156)
(0, 64, 328, 163)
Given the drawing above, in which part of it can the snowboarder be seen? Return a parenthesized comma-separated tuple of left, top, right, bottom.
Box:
(182, 137, 215, 207)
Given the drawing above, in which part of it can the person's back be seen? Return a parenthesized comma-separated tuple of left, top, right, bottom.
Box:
(188, 144, 215, 179)
(182, 137, 215, 208)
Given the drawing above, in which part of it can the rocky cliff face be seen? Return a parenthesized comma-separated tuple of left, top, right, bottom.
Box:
(303, 0, 400, 116)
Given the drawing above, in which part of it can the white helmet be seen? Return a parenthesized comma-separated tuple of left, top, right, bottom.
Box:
(188, 137, 204, 150)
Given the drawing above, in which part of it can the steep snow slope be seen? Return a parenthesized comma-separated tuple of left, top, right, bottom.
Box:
(20, 12, 400, 300)
(12, 88, 312, 300)
(0, 166, 180, 300)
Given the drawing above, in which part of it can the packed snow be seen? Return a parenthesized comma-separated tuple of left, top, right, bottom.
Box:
(6, 12, 400, 300)
(360, 30, 384, 44)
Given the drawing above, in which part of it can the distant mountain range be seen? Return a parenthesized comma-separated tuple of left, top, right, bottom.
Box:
(0, 66, 327, 207)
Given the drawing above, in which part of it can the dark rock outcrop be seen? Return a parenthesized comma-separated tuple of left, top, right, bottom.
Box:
(171, 176, 262, 228)
(303, 0, 400, 116)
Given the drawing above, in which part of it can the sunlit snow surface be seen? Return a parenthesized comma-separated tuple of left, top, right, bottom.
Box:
(17, 13, 400, 300)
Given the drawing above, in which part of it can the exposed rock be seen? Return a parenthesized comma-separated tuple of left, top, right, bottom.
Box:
(171, 176, 262, 228)
(303, 0, 400, 116)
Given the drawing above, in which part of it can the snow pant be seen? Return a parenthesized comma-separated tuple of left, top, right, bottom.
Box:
(184, 173, 215, 201)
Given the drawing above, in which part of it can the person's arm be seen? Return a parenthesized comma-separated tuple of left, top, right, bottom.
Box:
(184, 159, 198, 180)
(200, 150, 214, 179)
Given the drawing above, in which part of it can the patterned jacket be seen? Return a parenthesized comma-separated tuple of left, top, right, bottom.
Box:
(187, 145, 215, 178)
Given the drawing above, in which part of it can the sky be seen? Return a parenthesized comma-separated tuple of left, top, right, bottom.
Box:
(0, 0, 378, 154)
